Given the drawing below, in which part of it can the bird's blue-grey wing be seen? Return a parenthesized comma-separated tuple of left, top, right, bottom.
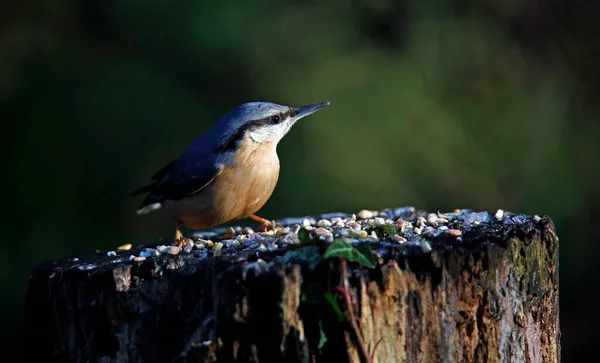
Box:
(132, 150, 224, 210)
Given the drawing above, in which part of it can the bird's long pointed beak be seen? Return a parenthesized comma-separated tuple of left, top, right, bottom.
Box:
(292, 101, 330, 122)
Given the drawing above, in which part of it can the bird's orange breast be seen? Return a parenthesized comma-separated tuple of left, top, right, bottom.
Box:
(171, 142, 280, 229)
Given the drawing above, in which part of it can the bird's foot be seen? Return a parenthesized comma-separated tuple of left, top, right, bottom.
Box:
(248, 214, 281, 232)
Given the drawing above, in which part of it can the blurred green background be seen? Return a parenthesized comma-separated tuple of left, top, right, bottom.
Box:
(2, 0, 597, 360)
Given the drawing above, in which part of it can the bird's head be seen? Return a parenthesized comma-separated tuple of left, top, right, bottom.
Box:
(214, 101, 330, 151)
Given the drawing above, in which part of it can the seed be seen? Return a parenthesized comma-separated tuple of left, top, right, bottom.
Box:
(421, 242, 432, 253)
(427, 213, 439, 227)
(494, 209, 504, 220)
(317, 219, 332, 227)
(348, 229, 368, 238)
(395, 218, 406, 233)
(167, 246, 181, 255)
(223, 227, 236, 239)
(358, 210, 375, 219)
(132, 256, 146, 262)
(391, 234, 406, 243)
(106, 251, 117, 257)
(212, 242, 223, 251)
(314, 227, 333, 237)
(346, 221, 361, 230)
(118, 243, 132, 251)
(447, 229, 462, 237)
(273, 227, 290, 237)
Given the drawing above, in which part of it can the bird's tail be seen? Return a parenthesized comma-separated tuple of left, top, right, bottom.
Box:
(130, 183, 156, 197)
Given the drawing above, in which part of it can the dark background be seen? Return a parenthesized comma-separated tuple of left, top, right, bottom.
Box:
(2, 0, 597, 360)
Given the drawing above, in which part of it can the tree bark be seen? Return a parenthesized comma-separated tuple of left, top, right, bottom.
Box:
(25, 208, 560, 362)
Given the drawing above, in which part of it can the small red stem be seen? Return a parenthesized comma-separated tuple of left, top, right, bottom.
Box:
(370, 337, 384, 363)
(334, 262, 371, 363)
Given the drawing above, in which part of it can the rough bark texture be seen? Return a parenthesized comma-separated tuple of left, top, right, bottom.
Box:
(25, 208, 560, 362)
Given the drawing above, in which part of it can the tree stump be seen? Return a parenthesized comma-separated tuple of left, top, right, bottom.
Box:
(25, 207, 560, 362)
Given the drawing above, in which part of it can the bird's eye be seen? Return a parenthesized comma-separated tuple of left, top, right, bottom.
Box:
(269, 115, 281, 124)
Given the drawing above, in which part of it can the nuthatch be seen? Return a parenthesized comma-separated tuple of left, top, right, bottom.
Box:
(131, 101, 330, 242)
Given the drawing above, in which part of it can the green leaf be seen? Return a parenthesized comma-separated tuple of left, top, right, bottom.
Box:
(324, 292, 347, 322)
(298, 227, 316, 245)
(318, 321, 328, 349)
(323, 239, 377, 269)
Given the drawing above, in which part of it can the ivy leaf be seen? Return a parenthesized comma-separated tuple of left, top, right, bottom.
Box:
(318, 321, 328, 349)
(323, 239, 377, 269)
(324, 292, 347, 322)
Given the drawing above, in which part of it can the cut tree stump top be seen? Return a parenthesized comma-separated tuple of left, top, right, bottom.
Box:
(25, 207, 560, 363)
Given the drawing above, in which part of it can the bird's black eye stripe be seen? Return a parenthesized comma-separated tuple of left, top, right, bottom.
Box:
(269, 115, 281, 124)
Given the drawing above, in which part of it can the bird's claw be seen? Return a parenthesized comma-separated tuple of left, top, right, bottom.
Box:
(261, 219, 282, 232)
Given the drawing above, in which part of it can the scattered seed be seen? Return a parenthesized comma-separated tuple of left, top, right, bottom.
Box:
(106, 251, 117, 257)
(348, 229, 368, 238)
(495, 209, 504, 220)
(414, 227, 422, 235)
(195, 243, 205, 249)
(132, 256, 146, 262)
(222, 239, 240, 247)
(313, 227, 333, 237)
(331, 218, 344, 227)
(257, 244, 267, 252)
(118, 243, 132, 251)
(243, 227, 254, 235)
(223, 227, 236, 239)
(533, 215, 541, 222)
(358, 209, 375, 219)
(212, 242, 223, 251)
(317, 219, 332, 227)
(421, 242, 432, 253)
(346, 221, 361, 230)
(436, 212, 449, 221)
(206, 240, 214, 247)
(395, 218, 406, 233)
(166, 246, 181, 255)
(373, 217, 386, 226)
(291, 225, 301, 234)
(427, 213, 439, 227)
(273, 227, 290, 237)
(416, 217, 426, 228)
(447, 229, 462, 237)
(140, 249, 160, 257)
(391, 234, 407, 243)
(302, 219, 312, 227)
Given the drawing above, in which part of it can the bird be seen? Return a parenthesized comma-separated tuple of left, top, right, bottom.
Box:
(131, 100, 331, 243)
